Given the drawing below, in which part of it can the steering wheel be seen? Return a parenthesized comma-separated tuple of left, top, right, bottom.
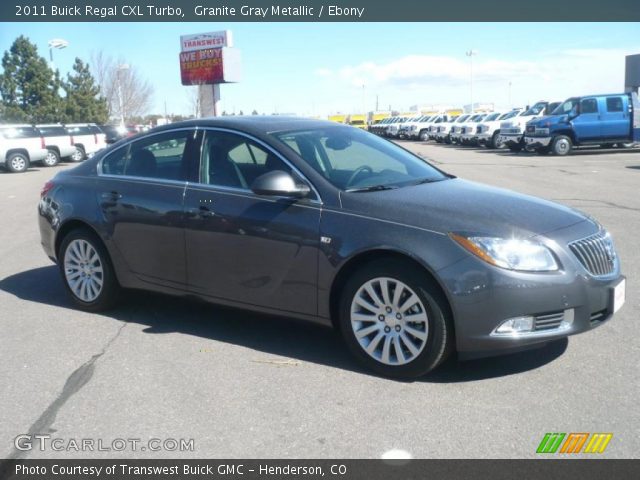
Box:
(346, 166, 373, 188)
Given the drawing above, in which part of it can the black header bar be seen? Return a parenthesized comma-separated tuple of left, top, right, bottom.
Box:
(3, 0, 640, 22)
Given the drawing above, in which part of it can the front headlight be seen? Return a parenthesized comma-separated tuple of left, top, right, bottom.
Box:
(450, 234, 559, 271)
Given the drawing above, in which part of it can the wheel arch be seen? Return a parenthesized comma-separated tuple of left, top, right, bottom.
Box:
(55, 219, 105, 260)
(6, 148, 30, 160)
(328, 248, 454, 333)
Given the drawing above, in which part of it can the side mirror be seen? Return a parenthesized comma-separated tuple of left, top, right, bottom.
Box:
(251, 170, 311, 198)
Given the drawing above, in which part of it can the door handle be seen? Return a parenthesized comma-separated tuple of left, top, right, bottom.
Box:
(100, 191, 122, 200)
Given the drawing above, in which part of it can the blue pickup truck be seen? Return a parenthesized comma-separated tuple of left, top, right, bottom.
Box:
(524, 92, 640, 155)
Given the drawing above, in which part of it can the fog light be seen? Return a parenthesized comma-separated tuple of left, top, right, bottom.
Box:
(494, 316, 534, 335)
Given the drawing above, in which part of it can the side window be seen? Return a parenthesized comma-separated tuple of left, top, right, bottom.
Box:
(102, 146, 129, 175)
(606, 97, 624, 113)
(101, 130, 195, 180)
(580, 98, 598, 114)
(201, 131, 292, 189)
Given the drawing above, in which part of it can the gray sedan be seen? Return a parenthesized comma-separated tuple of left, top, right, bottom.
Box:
(38, 117, 625, 378)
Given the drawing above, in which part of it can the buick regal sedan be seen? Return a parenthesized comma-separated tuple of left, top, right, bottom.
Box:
(38, 117, 625, 378)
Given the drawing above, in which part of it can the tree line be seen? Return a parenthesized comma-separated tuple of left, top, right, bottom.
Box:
(0, 36, 154, 125)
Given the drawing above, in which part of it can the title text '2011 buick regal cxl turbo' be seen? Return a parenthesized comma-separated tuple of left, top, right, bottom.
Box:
(38, 117, 625, 378)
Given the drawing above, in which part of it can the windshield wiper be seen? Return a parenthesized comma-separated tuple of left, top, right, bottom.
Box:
(409, 177, 448, 186)
(345, 184, 398, 193)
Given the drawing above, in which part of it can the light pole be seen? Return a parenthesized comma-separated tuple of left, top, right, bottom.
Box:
(48, 38, 69, 68)
(116, 64, 130, 127)
(465, 49, 478, 113)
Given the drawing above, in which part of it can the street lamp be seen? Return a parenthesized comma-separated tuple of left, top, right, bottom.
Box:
(465, 49, 478, 113)
(116, 64, 130, 127)
(48, 38, 69, 67)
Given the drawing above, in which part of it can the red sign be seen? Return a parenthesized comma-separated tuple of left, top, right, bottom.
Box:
(179, 48, 223, 85)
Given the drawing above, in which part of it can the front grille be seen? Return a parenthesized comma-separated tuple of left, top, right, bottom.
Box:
(502, 127, 521, 135)
(534, 311, 565, 331)
(568, 230, 616, 276)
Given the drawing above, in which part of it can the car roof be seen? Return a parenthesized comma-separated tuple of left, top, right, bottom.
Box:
(150, 116, 349, 135)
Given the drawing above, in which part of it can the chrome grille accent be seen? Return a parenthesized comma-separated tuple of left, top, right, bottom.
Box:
(533, 311, 565, 331)
(590, 309, 608, 325)
(569, 230, 616, 276)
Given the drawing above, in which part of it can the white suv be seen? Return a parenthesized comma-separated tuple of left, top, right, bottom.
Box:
(497, 101, 561, 152)
(475, 109, 524, 149)
(37, 124, 77, 166)
(434, 115, 469, 143)
(452, 113, 488, 144)
(0, 125, 48, 173)
(65, 124, 107, 161)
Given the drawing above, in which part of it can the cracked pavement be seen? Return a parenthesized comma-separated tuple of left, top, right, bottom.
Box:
(1, 144, 639, 458)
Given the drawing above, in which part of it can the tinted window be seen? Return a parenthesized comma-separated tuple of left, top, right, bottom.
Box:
(66, 126, 93, 136)
(606, 97, 624, 112)
(580, 98, 598, 114)
(0, 127, 40, 138)
(202, 131, 293, 189)
(102, 130, 195, 181)
(38, 126, 68, 137)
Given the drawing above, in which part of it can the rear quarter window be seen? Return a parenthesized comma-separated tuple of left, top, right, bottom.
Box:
(606, 97, 624, 112)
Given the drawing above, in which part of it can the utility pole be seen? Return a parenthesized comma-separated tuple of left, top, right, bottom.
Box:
(466, 49, 478, 113)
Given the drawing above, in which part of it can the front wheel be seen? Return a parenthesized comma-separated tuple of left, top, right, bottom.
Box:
(338, 259, 453, 378)
(43, 149, 60, 167)
(490, 132, 503, 149)
(6, 152, 30, 173)
(59, 229, 120, 311)
(551, 135, 572, 156)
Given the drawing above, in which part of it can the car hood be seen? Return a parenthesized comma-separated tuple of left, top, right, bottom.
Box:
(340, 178, 589, 238)
(528, 114, 569, 128)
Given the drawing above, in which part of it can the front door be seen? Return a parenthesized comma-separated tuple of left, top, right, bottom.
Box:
(183, 130, 321, 315)
(97, 128, 200, 287)
(572, 97, 601, 141)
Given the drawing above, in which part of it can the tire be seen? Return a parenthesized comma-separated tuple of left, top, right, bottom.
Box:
(419, 131, 429, 141)
(551, 135, 572, 156)
(490, 132, 502, 149)
(6, 152, 30, 173)
(58, 229, 120, 312)
(69, 146, 85, 162)
(338, 258, 453, 379)
(43, 149, 60, 167)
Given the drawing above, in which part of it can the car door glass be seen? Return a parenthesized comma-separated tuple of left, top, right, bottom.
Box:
(580, 98, 598, 114)
(606, 97, 624, 112)
(202, 131, 293, 189)
(125, 131, 192, 180)
(102, 145, 129, 175)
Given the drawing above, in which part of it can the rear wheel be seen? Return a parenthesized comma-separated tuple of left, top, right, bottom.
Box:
(6, 152, 30, 173)
(43, 149, 60, 167)
(70, 146, 85, 162)
(339, 259, 453, 378)
(59, 229, 120, 311)
(551, 135, 572, 156)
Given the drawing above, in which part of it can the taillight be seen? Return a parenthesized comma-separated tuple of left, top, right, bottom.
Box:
(41, 136, 45, 149)
(41, 180, 55, 198)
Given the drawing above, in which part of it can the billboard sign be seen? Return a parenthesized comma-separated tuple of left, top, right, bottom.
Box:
(180, 30, 233, 52)
(179, 47, 241, 85)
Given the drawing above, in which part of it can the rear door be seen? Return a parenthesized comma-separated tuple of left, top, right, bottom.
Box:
(600, 95, 630, 139)
(572, 97, 601, 141)
(97, 128, 200, 287)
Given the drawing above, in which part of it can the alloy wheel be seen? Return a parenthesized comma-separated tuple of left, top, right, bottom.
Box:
(350, 277, 429, 366)
(10, 156, 27, 171)
(63, 239, 104, 302)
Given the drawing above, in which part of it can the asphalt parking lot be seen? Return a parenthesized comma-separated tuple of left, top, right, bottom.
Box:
(1, 143, 638, 459)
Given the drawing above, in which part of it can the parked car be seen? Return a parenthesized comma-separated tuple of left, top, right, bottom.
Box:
(409, 114, 451, 141)
(371, 117, 394, 136)
(524, 92, 640, 155)
(386, 116, 412, 138)
(399, 115, 432, 139)
(497, 101, 561, 152)
(434, 114, 470, 143)
(65, 123, 108, 161)
(38, 117, 625, 378)
(37, 124, 77, 166)
(99, 125, 126, 144)
(0, 124, 48, 173)
(427, 115, 456, 141)
(460, 113, 496, 145)
(476, 109, 524, 149)
(451, 113, 487, 144)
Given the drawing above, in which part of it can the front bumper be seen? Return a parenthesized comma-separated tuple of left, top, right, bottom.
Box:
(477, 133, 492, 145)
(525, 135, 553, 149)
(498, 134, 522, 147)
(460, 133, 478, 144)
(437, 221, 624, 359)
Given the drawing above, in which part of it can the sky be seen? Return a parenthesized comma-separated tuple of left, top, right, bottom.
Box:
(1, 22, 639, 118)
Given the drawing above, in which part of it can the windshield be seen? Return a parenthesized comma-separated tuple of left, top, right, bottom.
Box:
(501, 110, 520, 120)
(469, 114, 486, 122)
(522, 102, 547, 116)
(273, 126, 448, 191)
(455, 115, 470, 123)
(552, 98, 579, 115)
(484, 113, 501, 121)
